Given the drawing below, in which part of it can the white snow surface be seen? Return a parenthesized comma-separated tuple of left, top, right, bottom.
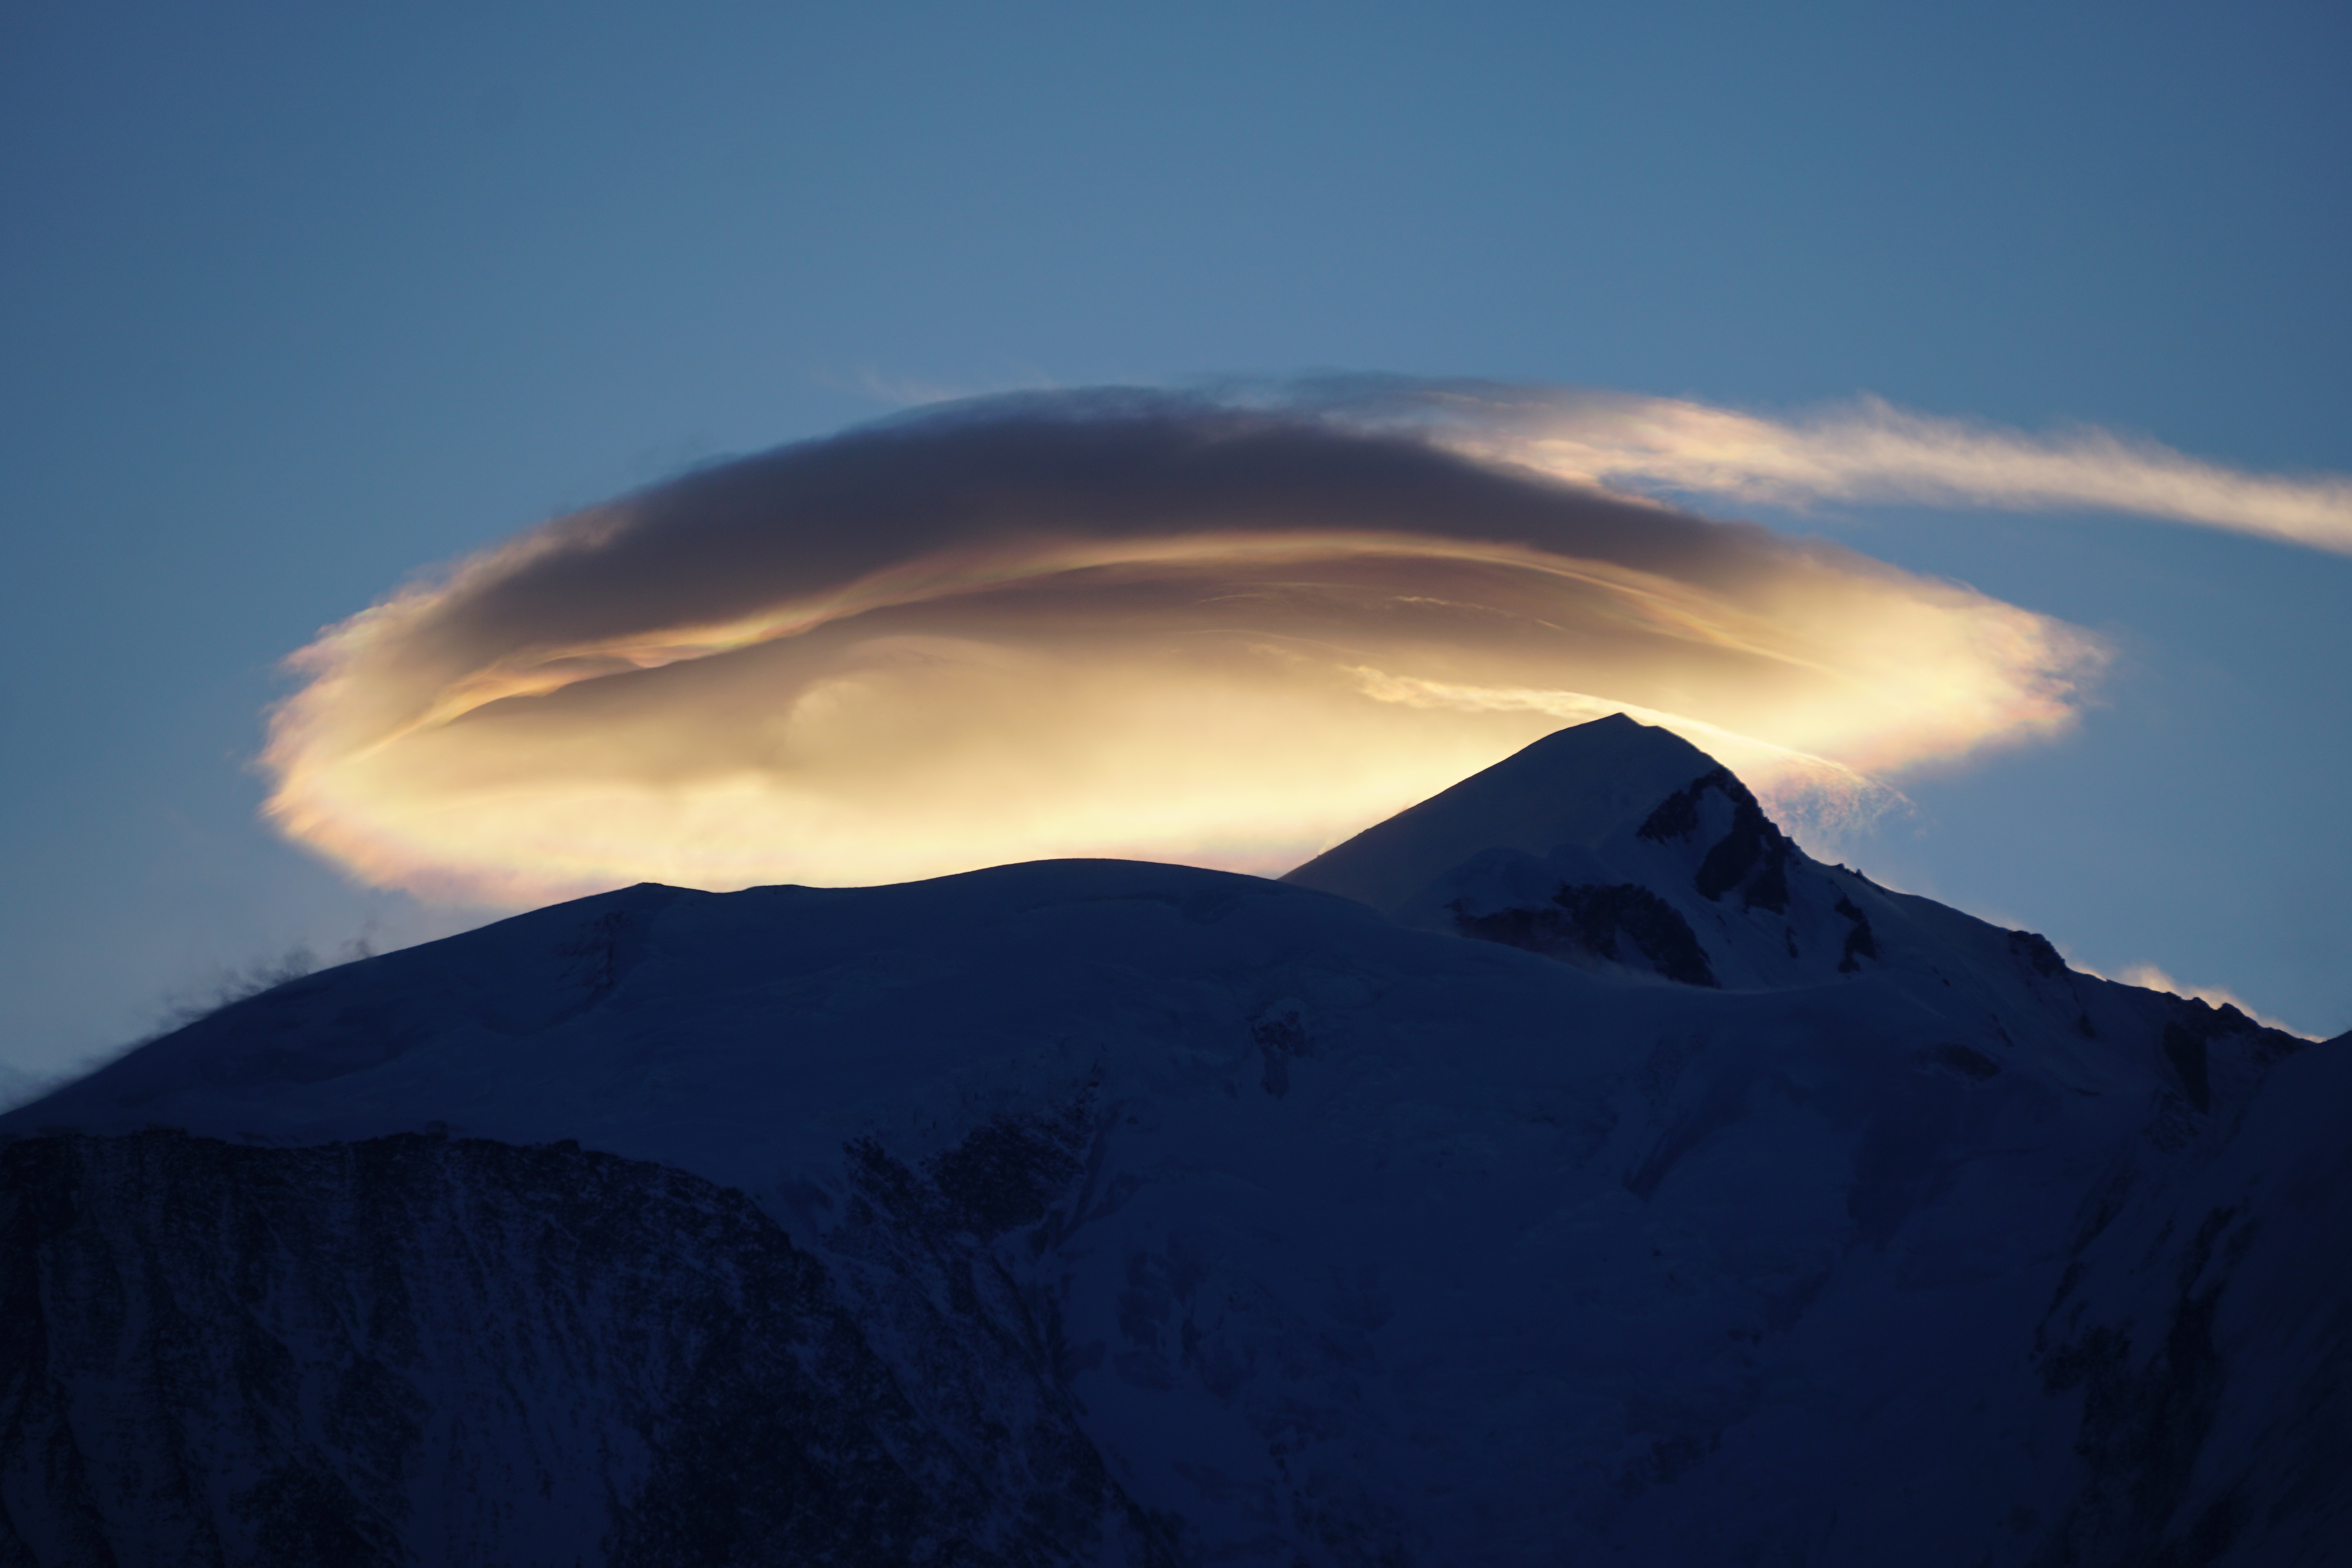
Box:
(6, 716, 2343, 1566)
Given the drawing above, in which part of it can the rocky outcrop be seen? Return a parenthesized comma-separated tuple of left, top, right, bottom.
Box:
(1637, 765, 1793, 913)
(1454, 882, 1718, 987)
(0, 1129, 1170, 1567)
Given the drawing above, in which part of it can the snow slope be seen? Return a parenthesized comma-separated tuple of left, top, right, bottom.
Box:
(2, 716, 2343, 1566)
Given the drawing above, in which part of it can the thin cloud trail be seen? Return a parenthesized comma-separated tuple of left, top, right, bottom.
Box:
(1275, 378, 2352, 553)
(263, 387, 2112, 905)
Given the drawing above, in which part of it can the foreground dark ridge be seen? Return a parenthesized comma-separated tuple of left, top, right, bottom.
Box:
(4, 716, 2346, 1566)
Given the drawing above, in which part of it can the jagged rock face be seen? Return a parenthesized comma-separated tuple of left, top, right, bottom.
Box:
(1454, 882, 1719, 987)
(0, 1129, 1168, 1568)
(2, 716, 2345, 1567)
(1636, 765, 1794, 911)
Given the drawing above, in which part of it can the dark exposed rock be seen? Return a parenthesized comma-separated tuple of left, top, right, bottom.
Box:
(1922, 1044, 2003, 1082)
(927, 1113, 1091, 1239)
(2009, 930, 2069, 981)
(2153, 998, 2305, 1116)
(1252, 1010, 1312, 1098)
(1555, 884, 1719, 987)
(1636, 776, 1706, 844)
(1699, 813, 1790, 914)
(2162, 1022, 2216, 1115)
(1638, 767, 1792, 912)
(0, 1129, 1170, 1567)
(1454, 882, 1718, 988)
(1836, 894, 1879, 975)
(2035, 1208, 2256, 1568)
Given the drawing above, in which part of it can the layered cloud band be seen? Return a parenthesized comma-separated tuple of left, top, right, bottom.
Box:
(265, 389, 2118, 902)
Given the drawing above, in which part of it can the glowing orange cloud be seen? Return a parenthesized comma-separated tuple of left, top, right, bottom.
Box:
(263, 394, 2105, 904)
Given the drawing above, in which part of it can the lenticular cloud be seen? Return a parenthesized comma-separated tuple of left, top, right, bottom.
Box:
(263, 390, 2106, 904)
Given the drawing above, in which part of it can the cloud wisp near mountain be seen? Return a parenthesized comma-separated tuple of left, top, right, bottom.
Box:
(8, 716, 2344, 1566)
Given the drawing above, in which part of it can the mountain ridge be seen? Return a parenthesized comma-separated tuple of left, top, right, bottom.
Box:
(2, 716, 2341, 1566)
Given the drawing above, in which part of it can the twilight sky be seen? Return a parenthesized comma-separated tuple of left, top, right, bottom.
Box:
(4, 0, 2348, 1095)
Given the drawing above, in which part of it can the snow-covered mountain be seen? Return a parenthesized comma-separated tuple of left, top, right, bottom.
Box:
(1288, 714, 2238, 1052)
(4, 716, 2344, 1566)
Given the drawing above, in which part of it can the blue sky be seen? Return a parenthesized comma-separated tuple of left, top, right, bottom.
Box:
(4, 0, 2348, 1084)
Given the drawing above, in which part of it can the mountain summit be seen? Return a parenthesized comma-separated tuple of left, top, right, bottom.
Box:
(1285, 712, 1719, 912)
(1289, 715, 2154, 1034)
(2, 724, 2343, 1567)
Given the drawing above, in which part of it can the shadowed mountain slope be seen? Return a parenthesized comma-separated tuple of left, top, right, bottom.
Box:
(2, 719, 2343, 1566)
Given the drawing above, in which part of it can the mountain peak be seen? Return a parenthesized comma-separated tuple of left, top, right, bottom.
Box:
(1281, 713, 1718, 915)
(3, 719, 2336, 1567)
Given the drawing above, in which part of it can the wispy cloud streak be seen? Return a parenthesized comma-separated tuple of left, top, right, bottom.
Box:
(1278, 379, 2352, 553)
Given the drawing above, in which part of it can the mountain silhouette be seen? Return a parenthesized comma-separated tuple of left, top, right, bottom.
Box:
(4, 716, 2343, 1566)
